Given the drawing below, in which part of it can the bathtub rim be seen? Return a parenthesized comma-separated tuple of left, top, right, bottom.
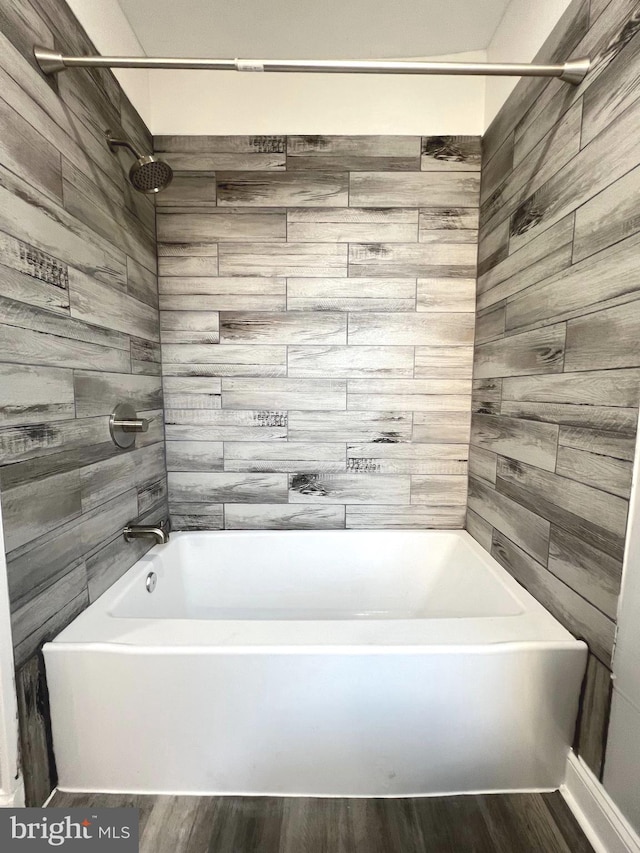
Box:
(45, 530, 585, 651)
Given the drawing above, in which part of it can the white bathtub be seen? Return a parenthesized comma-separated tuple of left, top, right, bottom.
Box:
(44, 530, 587, 797)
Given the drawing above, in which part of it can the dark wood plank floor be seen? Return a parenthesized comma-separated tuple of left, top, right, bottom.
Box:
(49, 791, 594, 852)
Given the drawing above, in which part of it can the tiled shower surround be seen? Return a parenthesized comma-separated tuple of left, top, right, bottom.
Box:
(2, 0, 640, 812)
(468, 0, 640, 781)
(0, 0, 167, 803)
(155, 135, 481, 530)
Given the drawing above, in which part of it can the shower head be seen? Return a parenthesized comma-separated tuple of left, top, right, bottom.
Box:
(128, 155, 174, 194)
(106, 131, 173, 194)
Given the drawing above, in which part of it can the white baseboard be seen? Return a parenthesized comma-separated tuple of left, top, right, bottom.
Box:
(562, 751, 640, 853)
(0, 781, 25, 809)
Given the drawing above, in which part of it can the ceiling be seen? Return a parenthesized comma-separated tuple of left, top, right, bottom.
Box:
(116, 0, 512, 60)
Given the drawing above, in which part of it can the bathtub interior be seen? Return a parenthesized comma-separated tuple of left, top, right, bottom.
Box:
(108, 531, 524, 621)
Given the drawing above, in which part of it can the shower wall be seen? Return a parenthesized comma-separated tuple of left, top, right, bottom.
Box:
(155, 135, 480, 529)
(468, 0, 640, 779)
(0, 0, 167, 803)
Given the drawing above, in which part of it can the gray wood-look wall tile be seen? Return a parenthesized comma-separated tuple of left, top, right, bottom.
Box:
(501, 369, 640, 407)
(556, 446, 632, 499)
(2, 470, 82, 553)
(548, 527, 622, 621)
(411, 475, 468, 506)
(161, 310, 221, 338)
(511, 0, 634, 165)
(500, 400, 638, 433)
(166, 441, 224, 473)
(348, 242, 477, 278)
(164, 152, 284, 172)
(469, 0, 640, 773)
(491, 530, 615, 666)
(348, 313, 475, 346)
(0, 293, 129, 351)
(219, 242, 348, 277)
(158, 255, 218, 276)
(225, 443, 346, 473)
(0, 94, 63, 205)
(220, 311, 347, 345)
(505, 232, 640, 332)
(169, 471, 288, 504)
(350, 172, 480, 208)
(150, 134, 481, 536)
(288, 346, 415, 378)
(0, 257, 69, 317)
(347, 443, 467, 475)
(475, 303, 506, 344)
(286, 135, 421, 171)
(413, 411, 471, 444)
(166, 409, 288, 442)
(469, 446, 498, 484)
(225, 504, 346, 529)
(289, 472, 410, 505)
(69, 270, 159, 342)
(564, 300, 640, 371)
(467, 476, 551, 564)
(481, 100, 582, 232)
(482, 0, 588, 159)
(11, 562, 88, 660)
(466, 508, 494, 549)
(496, 457, 628, 560)
(573, 164, 640, 263)
(575, 653, 613, 778)
(421, 136, 482, 172)
(419, 207, 479, 234)
(471, 414, 559, 471)
(415, 346, 474, 379)
(0, 364, 75, 426)
(73, 372, 163, 418)
(171, 502, 224, 531)
(509, 98, 640, 256)
(162, 344, 287, 378)
(416, 277, 476, 312)
(156, 171, 217, 209)
(581, 12, 640, 147)
(287, 277, 416, 312)
(156, 135, 286, 154)
(221, 378, 346, 410)
(288, 411, 413, 443)
(473, 325, 566, 378)
(472, 378, 502, 415)
(0, 7, 167, 791)
(477, 216, 574, 310)
(286, 208, 418, 243)
(0, 320, 129, 373)
(559, 425, 636, 463)
(14, 655, 56, 806)
(163, 376, 222, 410)
(86, 532, 152, 603)
(346, 505, 466, 529)
(157, 210, 286, 244)
(216, 172, 349, 207)
(159, 275, 286, 308)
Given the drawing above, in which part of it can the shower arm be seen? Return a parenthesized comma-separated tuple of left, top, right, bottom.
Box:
(33, 47, 591, 85)
(106, 133, 142, 160)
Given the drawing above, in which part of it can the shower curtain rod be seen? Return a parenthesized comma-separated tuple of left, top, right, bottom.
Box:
(33, 47, 591, 85)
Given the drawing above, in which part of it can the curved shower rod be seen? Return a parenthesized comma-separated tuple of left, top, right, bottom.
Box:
(33, 46, 590, 85)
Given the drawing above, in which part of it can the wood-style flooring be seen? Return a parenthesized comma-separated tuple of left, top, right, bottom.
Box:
(50, 791, 594, 852)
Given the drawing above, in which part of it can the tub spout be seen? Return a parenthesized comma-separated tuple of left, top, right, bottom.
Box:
(123, 521, 170, 545)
